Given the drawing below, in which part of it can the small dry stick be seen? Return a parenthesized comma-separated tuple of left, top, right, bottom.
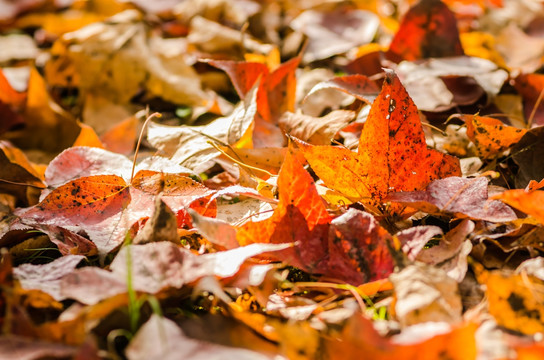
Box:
(131, 112, 161, 182)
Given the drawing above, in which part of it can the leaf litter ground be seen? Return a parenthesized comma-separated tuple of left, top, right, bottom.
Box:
(2, 0, 544, 359)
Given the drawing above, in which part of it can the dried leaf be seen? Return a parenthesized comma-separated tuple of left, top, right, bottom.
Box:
(126, 314, 277, 360)
(386, 0, 464, 62)
(290, 7, 379, 63)
(305, 75, 380, 104)
(297, 70, 460, 211)
(325, 208, 394, 285)
(21, 175, 130, 223)
(512, 126, 544, 188)
(147, 84, 257, 171)
(493, 189, 544, 224)
(459, 114, 527, 159)
(390, 263, 463, 326)
(279, 110, 355, 145)
(236, 147, 331, 272)
(387, 177, 517, 222)
(483, 270, 544, 335)
(13, 255, 85, 301)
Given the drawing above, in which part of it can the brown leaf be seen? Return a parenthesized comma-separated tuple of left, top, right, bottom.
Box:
(387, 176, 517, 222)
(390, 263, 463, 327)
(279, 110, 356, 145)
(512, 125, 544, 189)
(133, 196, 178, 245)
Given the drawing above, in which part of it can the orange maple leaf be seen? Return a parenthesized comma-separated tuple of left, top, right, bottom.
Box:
(295, 70, 461, 214)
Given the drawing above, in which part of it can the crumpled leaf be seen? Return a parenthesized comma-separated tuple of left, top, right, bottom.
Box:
(126, 314, 277, 360)
(386, 0, 464, 62)
(147, 84, 257, 172)
(279, 110, 355, 145)
(390, 263, 463, 327)
(458, 114, 527, 159)
(410, 220, 474, 282)
(296, 70, 460, 212)
(387, 176, 517, 222)
(305, 74, 380, 105)
(290, 7, 379, 63)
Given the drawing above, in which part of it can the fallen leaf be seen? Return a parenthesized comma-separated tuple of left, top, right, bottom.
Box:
(0, 141, 45, 204)
(458, 114, 527, 159)
(13, 255, 84, 301)
(236, 146, 331, 272)
(36, 225, 97, 256)
(126, 314, 278, 360)
(493, 189, 544, 224)
(132, 196, 178, 245)
(72, 123, 105, 149)
(395, 57, 508, 112)
(279, 110, 355, 145)
(45, 11, 209, 106)
(20, 175, 130, 224)
(208, 57, 299, 147)
(514, 73, 544, 127)
(495, 23, 544, 73)
(44, 147, 133, 188)
(147, 84, 257, 172)
(297, 70, 460, 212)
(325, 208, 394, 285)
(99, 116, 138, 155)
(390, 263, 463, 327)
(387, 176, 517, 222)
(482, 269, 544, 335)
(414, 219, 474, 282)
(60, 241, 292, 304)
(305, 74, 380, 104)
(0, 335, 77, 360)
(324, 311, 477, 360)
(386, 0, 464, 62)
(7, 67, 80, 153)
(290, 6, 379, 63)
(512, 126, 544, 188)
